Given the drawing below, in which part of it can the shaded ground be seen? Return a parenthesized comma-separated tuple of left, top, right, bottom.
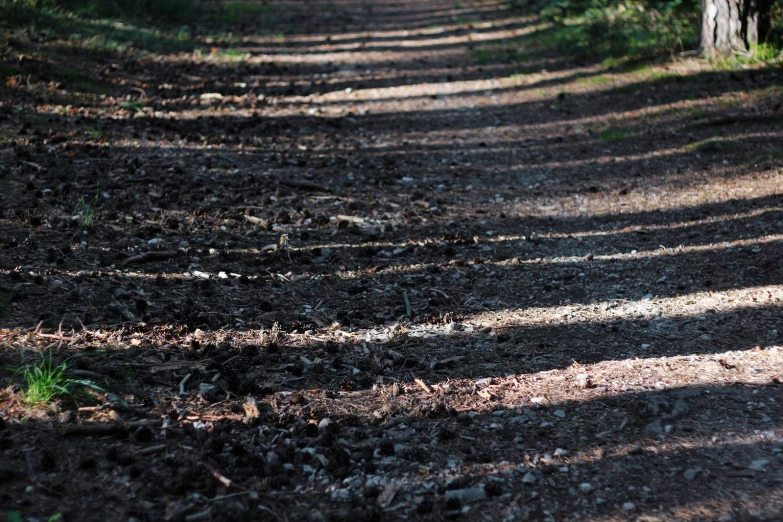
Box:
(1, 0, 783, 520)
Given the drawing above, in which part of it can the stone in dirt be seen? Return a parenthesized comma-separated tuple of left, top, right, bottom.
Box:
(444, 488, 487, 503)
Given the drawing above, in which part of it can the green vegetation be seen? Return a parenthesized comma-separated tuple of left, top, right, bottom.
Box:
(120, 99, 146, 112)
(532, 0, 697, 61)
(73, 189, 101, 224)
(0, 1, 199, 54)
(85, 121, 105, 140)
(576, 74, 612, 85)
(502, 0, 783, 64)
(684, 137, 730, 152)
(713, 43, 783, 68)
(11, 351, 96, 406)
(470, 45, 525, 65)
(599, 127, 629, 142)
(0, 0, 281, 57)
(746, 151, 783, 166)
(215, 47, 249, 62)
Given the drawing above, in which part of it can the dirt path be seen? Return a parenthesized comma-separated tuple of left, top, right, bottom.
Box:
(1, 0, 783, 520)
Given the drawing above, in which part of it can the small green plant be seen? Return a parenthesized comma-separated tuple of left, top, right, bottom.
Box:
(120, 99, 145, 112)
(12, 351, 96, 405)
(74, 187, 100, 224)
(216, 48, 247, 61)
(85, 121, 105, 139)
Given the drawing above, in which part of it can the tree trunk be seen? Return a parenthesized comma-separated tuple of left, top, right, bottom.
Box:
(700, 0, 772, 56)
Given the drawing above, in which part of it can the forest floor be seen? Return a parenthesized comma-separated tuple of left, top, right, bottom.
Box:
(1, 0, 783, 520)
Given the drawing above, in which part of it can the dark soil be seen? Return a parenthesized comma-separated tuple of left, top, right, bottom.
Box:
(1, 0, 783, 521)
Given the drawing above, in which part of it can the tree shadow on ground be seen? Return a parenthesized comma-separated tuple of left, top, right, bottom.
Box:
(0, 379, 781, 520)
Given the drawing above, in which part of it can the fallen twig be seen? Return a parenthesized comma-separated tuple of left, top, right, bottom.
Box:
(402, 289, 412, 318)
(179, 373, 192, 395)
(137, 444, 167, 456)
(187, 455, 244, 490)
(122, 250, 178, 266)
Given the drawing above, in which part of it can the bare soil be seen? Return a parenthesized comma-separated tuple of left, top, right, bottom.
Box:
(1, 0, 783, 521)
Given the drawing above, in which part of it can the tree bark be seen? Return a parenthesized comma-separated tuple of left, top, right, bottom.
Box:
(700, 0, 772, 56)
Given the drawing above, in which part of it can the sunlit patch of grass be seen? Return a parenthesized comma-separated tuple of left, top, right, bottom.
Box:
(714, 43, 783, 68)
(214, 48, 248, 62)
(649, 70, 680, 81)
(684, 137, 730, 152)
(746, 84, 783, 101)
(599, 127, 629, 142)
(575, 74, 611, 86)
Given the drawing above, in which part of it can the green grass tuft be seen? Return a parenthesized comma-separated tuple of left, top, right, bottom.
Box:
(575, 74, 612, 86)
(74, 188, 101, 224)
(12, 351, 96, 405)
(85, 121, 105, 139)
(684, 137, 728, 152)
(599, 127, 629, 142)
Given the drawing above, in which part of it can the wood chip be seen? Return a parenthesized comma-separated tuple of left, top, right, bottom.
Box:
(245, 215, 269, 227)
(414, 378, 431, 394)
